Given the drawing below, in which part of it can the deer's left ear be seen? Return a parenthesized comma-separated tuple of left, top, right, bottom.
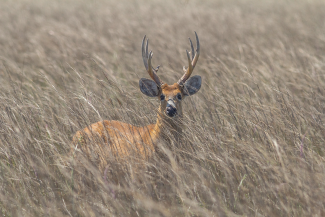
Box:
(139, 78, 160, 97)
(183, 75, 202, 96)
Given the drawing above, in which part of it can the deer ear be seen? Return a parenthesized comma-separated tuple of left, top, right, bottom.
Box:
(139, 78, 159, 97)
(183, 75, 202, 96)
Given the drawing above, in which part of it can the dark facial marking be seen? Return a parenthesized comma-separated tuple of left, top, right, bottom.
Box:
(176, 93, 182, 101)
(160, 94, 165, 101)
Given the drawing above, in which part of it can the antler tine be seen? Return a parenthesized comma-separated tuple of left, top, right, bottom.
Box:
(142, 36, 148, 70)
(178, 32, 200, 85)
(189, 37, 195, 60)
(186, 50, 193, 73)
(141, 35, 163, 86)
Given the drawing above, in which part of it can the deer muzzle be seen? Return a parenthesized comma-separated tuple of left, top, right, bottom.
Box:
(166, 99, 177, 117)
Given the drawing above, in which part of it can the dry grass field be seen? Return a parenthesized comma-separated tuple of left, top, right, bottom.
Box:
(0, 0, 325, 216)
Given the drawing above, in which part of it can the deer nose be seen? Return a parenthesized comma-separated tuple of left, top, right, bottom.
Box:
(166, 100, 177, 117)
(166, 105, 177, 117)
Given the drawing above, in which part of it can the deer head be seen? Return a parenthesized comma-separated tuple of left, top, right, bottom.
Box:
(139, 32, 201, 118)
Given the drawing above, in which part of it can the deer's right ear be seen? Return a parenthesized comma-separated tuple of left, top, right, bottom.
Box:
(139, 78, 159, 97)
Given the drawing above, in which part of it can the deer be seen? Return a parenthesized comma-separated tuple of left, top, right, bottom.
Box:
(71, 32, 201, 172)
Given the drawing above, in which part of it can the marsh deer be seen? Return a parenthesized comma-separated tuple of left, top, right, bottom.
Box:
(72, 32, 201, 168)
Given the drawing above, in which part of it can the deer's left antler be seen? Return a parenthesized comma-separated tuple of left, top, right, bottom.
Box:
(178, 32, 200, 85)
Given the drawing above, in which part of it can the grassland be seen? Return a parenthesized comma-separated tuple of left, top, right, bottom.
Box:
(0, 0, 325, 216)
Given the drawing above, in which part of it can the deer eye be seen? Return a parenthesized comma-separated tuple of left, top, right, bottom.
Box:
(160, 94, 165, 101)
(176, 93, 182, 101)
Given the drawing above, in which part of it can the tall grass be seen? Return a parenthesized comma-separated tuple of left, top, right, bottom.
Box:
(0, 0, 325, 216)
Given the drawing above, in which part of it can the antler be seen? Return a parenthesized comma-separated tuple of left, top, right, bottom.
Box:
(177, 32, 200, 85)
(142, 35, 163, 86)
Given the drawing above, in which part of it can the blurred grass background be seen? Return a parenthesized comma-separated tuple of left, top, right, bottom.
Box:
(0, 0, 325, 216)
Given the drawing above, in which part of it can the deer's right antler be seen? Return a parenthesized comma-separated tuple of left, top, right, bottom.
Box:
(177, 32, 200, 85)
(142, 36, 163, 86)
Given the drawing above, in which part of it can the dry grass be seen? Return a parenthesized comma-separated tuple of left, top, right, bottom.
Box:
(0, 0, 325, 216)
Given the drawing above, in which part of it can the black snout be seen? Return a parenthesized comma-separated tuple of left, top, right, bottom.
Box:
(166, 105, 177, 117)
